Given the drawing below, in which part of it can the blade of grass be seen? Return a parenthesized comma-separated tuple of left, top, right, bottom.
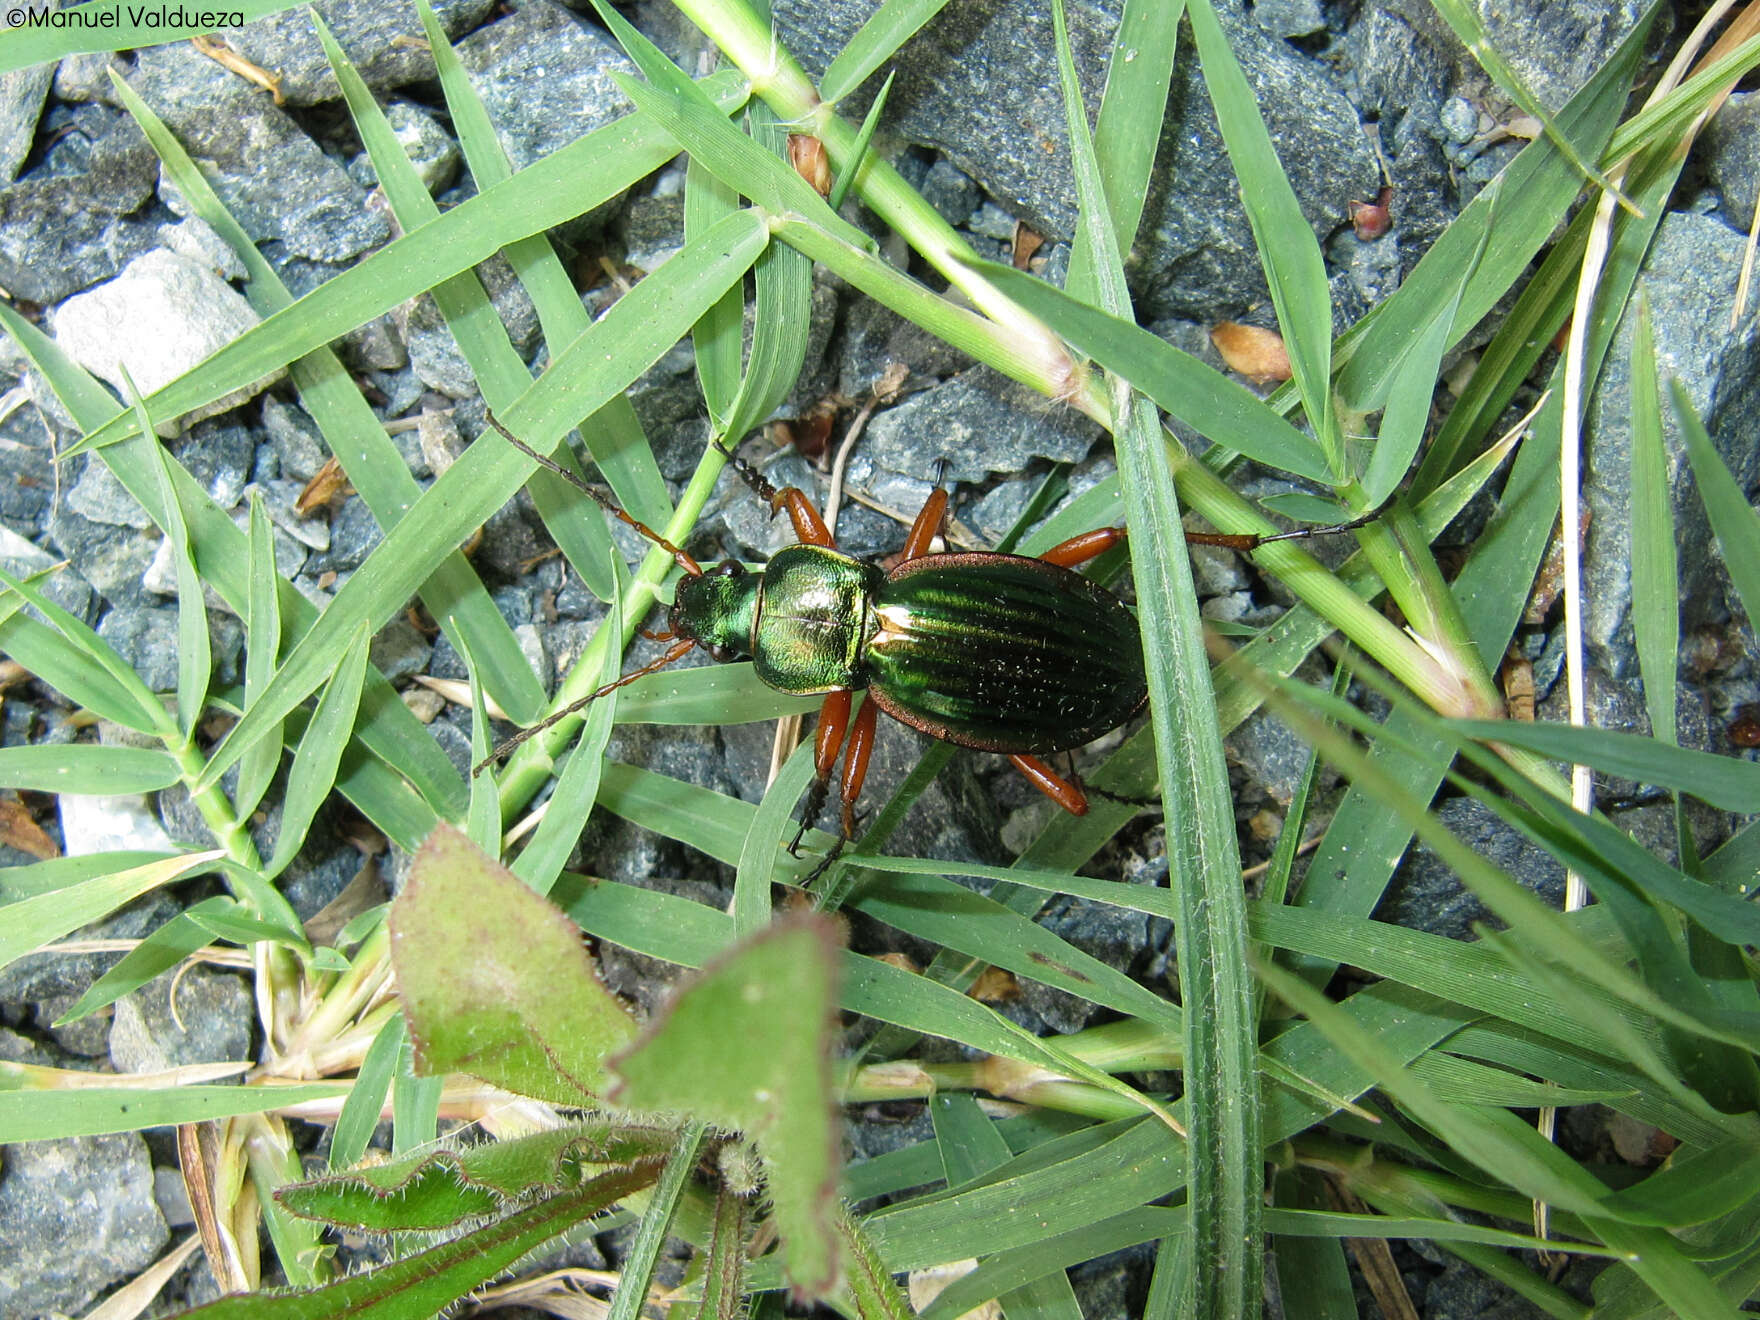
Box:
(1051, 1, 1258, 1313)
(124, 384, 210, 738)
(0, 300, 466, 820)
(819, 0, 954, 104)
(1065, 0, 1182, 306)
(196, 209, 768, 793)
(1675, 379, 1760, 631)
(417, 0, 672, 532)
(234, 495, 282, 820)
(263, 623, 371, 881)
(67, 70, 751, 460)
(1184, 0, 1340, 482)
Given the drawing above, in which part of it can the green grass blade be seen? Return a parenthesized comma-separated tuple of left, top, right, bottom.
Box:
(1065, 0, 1181, 305)
(330, 1013, 404, 1172)
(1184, 0, 1338, 480)
(56, 895, 238, 1024)
(732, 738, 817, 938)
(828, 71, 894, 211)
(1361, 193, 1493, 508)
(962, 263, 1330, 482)
(1051, 1, 1258, 1307)
(0, 850, 223, 973)
(68, 70, 749, 459)
(197, 209, 769, 792)
(124, 386, 210, 738)
(1675, 380, 1760, 641)
(512, 576, 623, 898)
(264, 623, 372, 880)
(605, 1123, 706, 1320)
(0, 1083, 347, 1144)
(687, 151, 744, 430)
(0, 744, 180, 795)
(1336, 9, 1653, 412)
(722, 101, 816, 443)
(0, 561, 167, 734)
(235, 495, 283, 819)
(418, 0, 672, 532)
(1447, 719, 1760, 815)
(819, 0, 954, 104)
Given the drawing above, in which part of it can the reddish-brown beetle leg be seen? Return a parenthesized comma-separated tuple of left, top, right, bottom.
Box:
(1008, 753, 1090, 815)
(899, 487, 950, 563)
(837, 698, 880, 836)
(1038, 526, 1127, 570)
(792, 689, 853, 854)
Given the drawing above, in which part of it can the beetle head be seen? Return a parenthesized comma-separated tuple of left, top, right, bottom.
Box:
(669, 559, 759, 663)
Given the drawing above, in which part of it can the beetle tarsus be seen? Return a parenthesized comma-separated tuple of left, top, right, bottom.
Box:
(800, 835, 848, 890)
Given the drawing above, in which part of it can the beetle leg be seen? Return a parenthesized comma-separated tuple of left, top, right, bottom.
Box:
(791, 689, 853, 854)
(1008, 753, 1090, 815)
(1038, 526, 1127, 569)
(899, 487, 950, 562)
(716, 440, 838, 548)
(837, 697, 880, 837)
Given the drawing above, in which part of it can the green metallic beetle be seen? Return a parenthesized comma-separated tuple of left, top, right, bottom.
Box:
(484, 417, 1151, 842)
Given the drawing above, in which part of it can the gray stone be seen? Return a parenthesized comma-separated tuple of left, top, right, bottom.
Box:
(0, 402, 56, 537)
(157, 215, 248, 282)
(215, 0, 497, 105)
(307, 496, 382, 573)
(44, 502, 160, 608)
(1582, 212, 1760, 677)
(455, 0, 638, 179)
(52, 51, 130, 103)
(1704, 92, 1760, 232)
(0, 55, 54, 185)
(130, 47, 390, 265)
(67, 454, 153, 529)
(1253, 0, 1325, 40)
(402, 255, 539, 397)
(370, 615, 432, 684)
(110, 965, 254, 1073)
(260, 397, 330, 482)
(95, 605, 181, 692)
(1439, 95, 1479, 144)
(351, 100, 461, 196)
(0, 1134, 168, 1317)
(52, 249, 285, 428)
(1015, 894, 1154, 1034)
(0, 106, 160, 303)
(773, 0, 1377, 319)
(619, 190, 685, 274)
(172, 420, 254, 509)
(0, 523, 94, 620)
(1377, 796, 1564, 942)
(836, 297, 972, 400)
(862, 365, 1100, 484)
(921, 157, 979, 227)
(242, 479, 332, 553)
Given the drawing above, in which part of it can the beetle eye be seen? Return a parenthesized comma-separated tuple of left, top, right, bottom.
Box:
(706, 643, 739, 663)
(713, 560, 745, 577)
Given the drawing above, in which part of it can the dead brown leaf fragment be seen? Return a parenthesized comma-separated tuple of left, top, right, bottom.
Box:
(1211, 321, 1292, 383)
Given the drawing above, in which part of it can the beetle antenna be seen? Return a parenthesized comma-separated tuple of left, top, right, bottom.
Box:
(711, 435, 781, 506)
(472, 637, 696, 774)
(485, 412, 702, 576)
